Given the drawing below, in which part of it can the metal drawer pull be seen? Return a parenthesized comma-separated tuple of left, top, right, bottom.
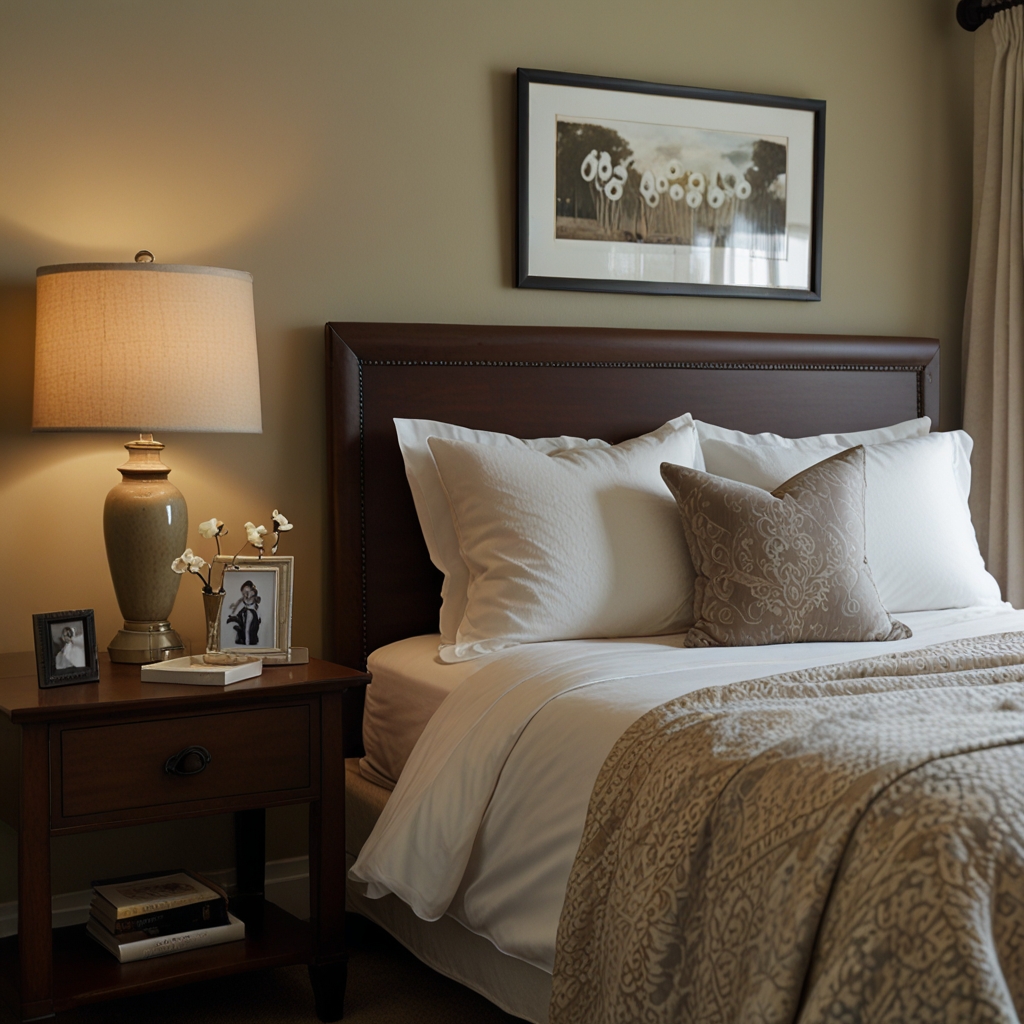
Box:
(164, 745, 212, 776)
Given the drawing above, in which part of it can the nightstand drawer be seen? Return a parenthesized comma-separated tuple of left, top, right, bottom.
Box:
(58, 704, 312, 820)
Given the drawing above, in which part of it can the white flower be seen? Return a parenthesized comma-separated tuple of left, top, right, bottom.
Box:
(685, 189, 703, 209)
(687, 171, 706, 193)
(639, 170, 657, 201)
(655, 174, 669, 194)
(271, 510, 293, 532)
(604, 179, 623, 201)
(244, 522, 267, 549)
(666, 159, 683, 180)
(669, 183, 684, 202)
(612, 163, 628, 182)
(597, 151, 612, 182)
(735, 179, 752, 200)
(580, 150, 598, 182)
(198, 518, 226, 539)
(171, 548, 206, 574)
(707, 186, 725, 209)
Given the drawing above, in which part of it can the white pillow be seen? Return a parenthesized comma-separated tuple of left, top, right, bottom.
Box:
(426, 416, 701, 661)
(693, 416, 931, 472)
(394, 415, 690, 642)
(698, 430, 1001, 612)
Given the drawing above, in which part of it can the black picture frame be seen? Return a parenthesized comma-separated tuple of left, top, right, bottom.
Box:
(32, 609, 100, 688)
(516, 67, 825, 300)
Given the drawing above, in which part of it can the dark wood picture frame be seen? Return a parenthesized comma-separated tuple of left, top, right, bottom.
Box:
(32, 609, 100, 688)
(516, 67, 826, 300)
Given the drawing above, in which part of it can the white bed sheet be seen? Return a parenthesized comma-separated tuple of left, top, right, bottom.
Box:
(361, 634, 478, 788)
(351, 604, 1024, 976)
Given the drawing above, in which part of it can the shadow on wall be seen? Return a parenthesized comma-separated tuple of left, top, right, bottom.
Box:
(490, 68, 516, 289)
(0, 282, 124, 652)
(272, 324, 330, 661)
(0, 284, 34, 435)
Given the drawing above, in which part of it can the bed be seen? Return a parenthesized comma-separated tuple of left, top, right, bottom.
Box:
(326, 322, 1024, 1023)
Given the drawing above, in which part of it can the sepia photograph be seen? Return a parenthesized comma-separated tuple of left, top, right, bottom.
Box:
(555, 117, 787, 258)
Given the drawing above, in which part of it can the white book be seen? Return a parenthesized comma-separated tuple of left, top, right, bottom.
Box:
(141, 655, 262, 686)
(87, 912, 245, 963)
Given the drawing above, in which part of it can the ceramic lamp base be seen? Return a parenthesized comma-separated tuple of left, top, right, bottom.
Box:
(108, 620, 186, 664)
(103, 436, 188, 665)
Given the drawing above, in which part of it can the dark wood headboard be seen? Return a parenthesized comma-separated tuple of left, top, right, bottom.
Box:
(325, 322, 939, 670)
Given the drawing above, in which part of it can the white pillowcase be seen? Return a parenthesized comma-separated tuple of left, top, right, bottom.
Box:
(426, 416, 701, 661)
(693, 415, 932, 472)
(699, 429, 1002, 612)
(394, 415, 690, 642)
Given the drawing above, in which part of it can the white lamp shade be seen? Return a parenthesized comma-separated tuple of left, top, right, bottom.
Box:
(32, 263, 263, 432)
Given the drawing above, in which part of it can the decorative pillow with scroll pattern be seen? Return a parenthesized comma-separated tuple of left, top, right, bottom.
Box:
(661, 447, 911, 648)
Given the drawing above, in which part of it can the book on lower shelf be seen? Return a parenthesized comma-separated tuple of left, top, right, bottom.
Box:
(90, 892, 231, 935)
(87, 913, 245, 963)
(87, 869, 244, 962)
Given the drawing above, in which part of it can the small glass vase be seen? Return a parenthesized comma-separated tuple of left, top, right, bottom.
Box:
(202, 590, 225, 654)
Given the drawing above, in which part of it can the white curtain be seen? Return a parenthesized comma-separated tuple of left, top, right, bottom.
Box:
(963, 7, 1024, 605)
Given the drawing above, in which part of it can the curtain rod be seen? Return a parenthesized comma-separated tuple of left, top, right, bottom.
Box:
(957, 0, 1024, 30)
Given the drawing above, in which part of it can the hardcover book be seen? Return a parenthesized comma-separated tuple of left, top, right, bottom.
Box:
(87, 912, 245, 963)
(92, 871, 226, 921)
(90, 895, 230, 935)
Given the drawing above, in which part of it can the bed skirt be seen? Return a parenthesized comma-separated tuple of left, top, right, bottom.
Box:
(345, 759, 552, 1022)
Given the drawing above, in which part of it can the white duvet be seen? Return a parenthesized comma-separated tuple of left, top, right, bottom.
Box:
(350, 604, 1024, 974)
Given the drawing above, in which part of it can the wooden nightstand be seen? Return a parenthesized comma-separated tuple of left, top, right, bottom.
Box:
(0, 651, 369, 1022)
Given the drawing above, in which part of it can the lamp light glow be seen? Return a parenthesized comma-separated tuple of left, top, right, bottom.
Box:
(32, 256, 263, 663)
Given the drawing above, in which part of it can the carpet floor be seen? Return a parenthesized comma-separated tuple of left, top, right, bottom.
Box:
(0, 918, 529, 1023)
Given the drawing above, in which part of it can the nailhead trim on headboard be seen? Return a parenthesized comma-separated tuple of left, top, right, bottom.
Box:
(327, 324, 940, 671)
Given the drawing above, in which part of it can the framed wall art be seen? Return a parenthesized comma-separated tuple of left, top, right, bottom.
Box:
(516, 68, 825, 300)
(213, 555, 293, 657)
(32, 608, 100, 688)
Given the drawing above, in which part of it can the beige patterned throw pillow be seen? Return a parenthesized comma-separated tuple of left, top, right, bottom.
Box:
(661, 447, 911, 648)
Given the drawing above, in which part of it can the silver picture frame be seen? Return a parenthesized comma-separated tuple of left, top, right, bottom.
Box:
(213, 555, 293, 657)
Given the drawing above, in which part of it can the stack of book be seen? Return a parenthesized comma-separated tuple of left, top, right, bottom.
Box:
(86, 870, 245, 963)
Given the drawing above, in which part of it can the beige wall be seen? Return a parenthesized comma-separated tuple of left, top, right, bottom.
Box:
(0, 0, 973, 901)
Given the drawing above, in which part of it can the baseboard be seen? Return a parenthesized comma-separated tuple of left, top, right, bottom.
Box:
(0, 856, 310, 939)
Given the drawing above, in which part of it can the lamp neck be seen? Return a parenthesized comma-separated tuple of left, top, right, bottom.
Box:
(117, 433, 172, 479)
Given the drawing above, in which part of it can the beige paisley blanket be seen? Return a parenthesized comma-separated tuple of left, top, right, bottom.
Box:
(550, 632, 1024, 1024)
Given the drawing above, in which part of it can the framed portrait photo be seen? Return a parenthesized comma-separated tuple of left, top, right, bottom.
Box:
(517, 68, 825, 300)
(213, 555, 293, 657)
(32, 609, 100, 688)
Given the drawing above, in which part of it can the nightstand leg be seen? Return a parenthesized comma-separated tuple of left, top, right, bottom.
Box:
(233, 808, 266, 930)
(18, 724, 52, 1021)
(309, 962, 347, 1022)
(308, 691, 347, 1021)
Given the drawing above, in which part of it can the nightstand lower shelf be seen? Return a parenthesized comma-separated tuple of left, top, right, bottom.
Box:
(0, 899, 313, 1014)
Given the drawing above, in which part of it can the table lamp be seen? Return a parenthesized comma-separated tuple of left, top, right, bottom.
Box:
(32, 252, 263, 663)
